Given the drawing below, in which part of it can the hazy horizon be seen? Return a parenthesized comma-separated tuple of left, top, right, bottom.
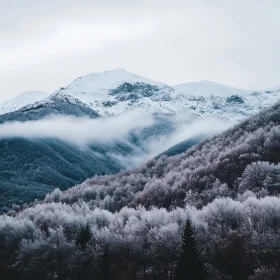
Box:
(1, 0, 280, 103)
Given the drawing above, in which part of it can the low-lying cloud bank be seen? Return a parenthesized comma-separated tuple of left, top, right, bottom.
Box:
(0, 111, 232, 168)
(0, 110, 154, 146)
(155, 116, 233, 153)
(112, 116, 233, 167)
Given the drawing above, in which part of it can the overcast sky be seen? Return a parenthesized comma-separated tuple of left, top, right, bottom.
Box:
(1, 0, 279, 103)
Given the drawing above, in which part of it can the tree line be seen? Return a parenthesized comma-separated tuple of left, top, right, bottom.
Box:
(1, 196, 280, 279)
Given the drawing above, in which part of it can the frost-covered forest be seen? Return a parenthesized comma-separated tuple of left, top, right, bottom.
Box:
(45, 102, 280, 210)
(1, 196, 280, 279)
(2, 102, 280, 279)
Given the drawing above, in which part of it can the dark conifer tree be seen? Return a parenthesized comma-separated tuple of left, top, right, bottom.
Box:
(175, 219, 206, 280)
(75, 223, 92, 249)
(98, 247, 112, 280)
(74, 224, 99, 280)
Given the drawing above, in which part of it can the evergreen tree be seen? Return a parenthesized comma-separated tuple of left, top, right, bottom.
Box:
(98, 247, 112, 280)
(175, 219, 206, 280)
(75, 223, 92, 249)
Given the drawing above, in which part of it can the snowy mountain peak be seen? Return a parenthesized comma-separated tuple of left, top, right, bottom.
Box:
(0, 91, 50, 115)
(68, 68, 166, 91)
(50, 69, 176, 116)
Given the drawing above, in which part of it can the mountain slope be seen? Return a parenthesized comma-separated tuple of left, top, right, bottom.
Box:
(0, 138, 124, 213)
(0, 97, 128, 213)
(0, 91, 50, 114)
(155, 137, 202, 158)
(0, 94, 99, 124)
(45, 101, 280, 210)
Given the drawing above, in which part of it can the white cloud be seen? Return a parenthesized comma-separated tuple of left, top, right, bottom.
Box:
(0, 110, 154, 146)
(110, 115, 232, 167)
(0, 110, 231, 168)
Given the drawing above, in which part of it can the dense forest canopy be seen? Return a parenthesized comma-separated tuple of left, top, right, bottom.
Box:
(2, 102, 280, 279)
(1, 196, 280, 279)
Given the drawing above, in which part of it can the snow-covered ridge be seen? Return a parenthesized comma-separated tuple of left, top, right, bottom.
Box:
(69, 68, 166, 89)
(1, 69, 279, 122)
(0, 91, 50, 115)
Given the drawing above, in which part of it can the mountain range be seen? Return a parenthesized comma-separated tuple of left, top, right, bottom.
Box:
(2, 69, 280, 122)
(0, 69, 279, 213)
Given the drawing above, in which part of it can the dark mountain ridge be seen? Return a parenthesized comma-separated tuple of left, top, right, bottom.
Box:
(0, 94, 99, 123)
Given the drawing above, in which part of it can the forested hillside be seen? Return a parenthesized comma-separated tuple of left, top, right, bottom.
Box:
(0, 95, 178, 213)
(0, 138, 125, 213)
(0, 96, 121, 213)
(45, 101, 280, 210)
(1, 102, 280, 279)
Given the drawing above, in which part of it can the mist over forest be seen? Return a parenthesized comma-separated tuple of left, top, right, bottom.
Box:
(1, 98, 280, 279)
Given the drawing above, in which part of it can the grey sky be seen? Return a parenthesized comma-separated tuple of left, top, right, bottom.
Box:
(1, 0, 280, 103)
